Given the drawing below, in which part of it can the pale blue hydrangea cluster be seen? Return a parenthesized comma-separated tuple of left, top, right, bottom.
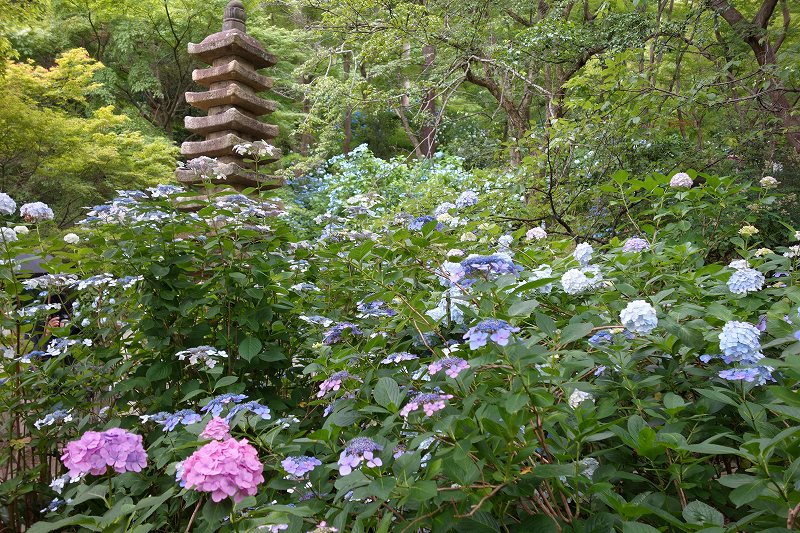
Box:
(619, 300, 658, 334)
(356, 299, 396, 317)
(20, 201, 54, 222)
(281, 455, 322, 477)
(408, 215, 441, 231)
(727, 268, 765, 294)
(455, 190, 478, 208)
(710, 321, 773, 385)
(0, 192, 17, 215)
(145, 409, 202, 431)
(434, 202, 456, 216)
(573, 243, 594, 266)
(458, 253, 522, 284)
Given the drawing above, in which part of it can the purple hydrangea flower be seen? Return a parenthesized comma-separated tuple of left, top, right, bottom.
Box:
(381, 352, 418, 364)
(281, 456, 322, 477)
(622, 238, 649, 252)
(317, 371, 361, 398)
(460, 254, 522, 283)
(463, 319, 520, 349)
(322, 322, 363, 345)
(338, 437, 383, 475)
(428, 357, 470, 378)
(455, 191, 478, 208)
(399, 392, 454, 417)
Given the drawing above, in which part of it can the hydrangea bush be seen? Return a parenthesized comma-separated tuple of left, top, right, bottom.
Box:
(1, 165, 800, 533)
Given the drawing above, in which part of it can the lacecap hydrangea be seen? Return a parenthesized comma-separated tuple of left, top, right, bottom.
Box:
(338, 437, 383, 475)
(463, 319, 520, 349)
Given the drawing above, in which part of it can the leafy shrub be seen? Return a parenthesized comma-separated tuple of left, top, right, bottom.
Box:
(2, 166, 800, 533)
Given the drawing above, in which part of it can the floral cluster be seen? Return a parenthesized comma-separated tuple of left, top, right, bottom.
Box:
(727, 268, 765, 294)
(381, 351, 418, 364)
(337, 437, 383, 475)
(200, 417, 232, 440)
(0, 192, 16, 215)
(669, 172, 693, 188)
(428, 356, 470, 378)
(573, 243, 593, 266)
(62, 428, 147, 477)
(281, 455, 322, 477)
(619, 300, 658, 334)
(175, 346, 229, 369)
(463, 319, 520, 349)
(322, 322, 363, 345)
(622, 237, 649, 252)
(317, 370, 362, 397)
(20, 201, 54, 222)
(400, 392, 454, 417)
(526, 227, 547, 241)
(180, 438, 264, 502)
(561, 267, 603, 295)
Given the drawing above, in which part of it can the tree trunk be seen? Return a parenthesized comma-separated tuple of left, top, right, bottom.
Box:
(419, 44, 437, 158)
(343, 53, 352, 154)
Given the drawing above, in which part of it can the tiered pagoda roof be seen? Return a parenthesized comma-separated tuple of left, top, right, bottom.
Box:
(176, 0, 281, 190)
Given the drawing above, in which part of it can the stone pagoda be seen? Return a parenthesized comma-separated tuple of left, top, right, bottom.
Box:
(176, 0, 281, 190)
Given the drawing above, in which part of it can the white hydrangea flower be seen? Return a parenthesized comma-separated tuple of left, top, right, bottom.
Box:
(728, 259, 749, 270)
(526, 227, 547, 241)
(785, 245, 800, 259)
(0, 227, 18, 243)
(568, 390, 594, 409)
(620, 300, 658, 334)
(738, 225, 758, 237)
(561, 269, 592, 294)
(13, 226, 28, 235)
(759, 176, 779, 188)
(63, 233, 80, 244)
(0, 193, 17, 215)
(669, 172, 693, 188)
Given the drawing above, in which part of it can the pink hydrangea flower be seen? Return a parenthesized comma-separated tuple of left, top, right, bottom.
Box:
(317, 370, 361, 398)
(61, 428, 147, 477)
(400, 392, 454, 418)
(181, 438, 264, 502)
(428, 357, 470, 378)
(200, 417, 231, 440)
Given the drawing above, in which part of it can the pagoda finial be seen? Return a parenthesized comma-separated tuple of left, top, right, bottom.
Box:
(223, 0, 246, 32)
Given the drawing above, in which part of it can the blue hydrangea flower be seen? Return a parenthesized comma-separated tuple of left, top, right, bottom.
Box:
(408, 216, 442, 231)
(434, 202, 456, 216)
(463, 319, 521, 349)
(588, 330, 613, 346)
(619, 300, 658, 334)
(357, 299, 396, 317)
(226, 401, 272, 421)
(718, 321, 762, 363)
(727, 268, 765, 294)
(153, 409, 202, 431)
(381, 352, 418, 364)
(719, 366, 774, 385)
(201, 393, 248, 417)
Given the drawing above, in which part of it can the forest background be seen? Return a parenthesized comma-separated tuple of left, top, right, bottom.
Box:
(0, 0, 798, 233)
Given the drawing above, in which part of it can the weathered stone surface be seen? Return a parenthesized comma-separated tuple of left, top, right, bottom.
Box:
(193, 60, 273, 91)
(176, 167, 282, 189)
(176, 0, 281, 193)
(181, 133, 282, 159)
(189, 31, 277, 69)
(185, 108, 279, 139)
(185, 85, 277, 115)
